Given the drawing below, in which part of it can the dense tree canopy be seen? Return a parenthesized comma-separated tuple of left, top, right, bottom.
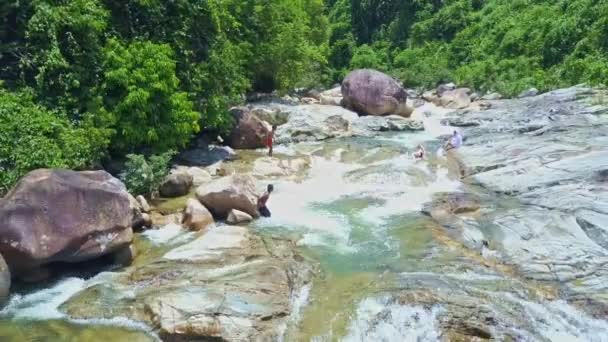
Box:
(327, 0, 608, 94)
(1, 0, 607, 192)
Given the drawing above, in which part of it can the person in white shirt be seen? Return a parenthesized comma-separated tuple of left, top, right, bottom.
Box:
(445, 130, 463, 151)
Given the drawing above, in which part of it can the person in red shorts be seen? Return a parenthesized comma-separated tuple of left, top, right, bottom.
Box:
(267, 125, 277, 157)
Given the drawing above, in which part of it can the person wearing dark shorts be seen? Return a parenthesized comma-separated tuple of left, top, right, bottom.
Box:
(257, 184, 274, 217)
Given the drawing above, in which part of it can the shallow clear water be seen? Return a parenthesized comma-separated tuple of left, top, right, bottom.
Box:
(1, 103, 607, 341)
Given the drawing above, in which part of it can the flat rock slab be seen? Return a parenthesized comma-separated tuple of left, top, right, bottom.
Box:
(62, 225, 313, 341)
(427, 86, 608, 316)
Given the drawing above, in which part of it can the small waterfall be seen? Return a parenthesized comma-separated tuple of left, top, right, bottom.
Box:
(343, 297, 443, 342)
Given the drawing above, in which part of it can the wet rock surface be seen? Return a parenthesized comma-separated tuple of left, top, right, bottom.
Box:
(275, 104, 358, 143)
(432, 86, 608, 315)
(352, 115, 424, 134)
(62, 225, 313, 342)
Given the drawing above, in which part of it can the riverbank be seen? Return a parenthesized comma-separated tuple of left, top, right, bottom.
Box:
(1, 85, 607, 341)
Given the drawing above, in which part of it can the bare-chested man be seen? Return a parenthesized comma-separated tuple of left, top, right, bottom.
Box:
(257, 184, 274, 217)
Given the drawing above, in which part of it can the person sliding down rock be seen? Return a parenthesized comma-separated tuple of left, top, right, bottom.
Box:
(413, 144, 426, 160)
(257, 184, 274, 217)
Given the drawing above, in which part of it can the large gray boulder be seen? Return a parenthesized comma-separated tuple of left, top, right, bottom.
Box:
(196, 174, 259, 218)
(0, 169, 133, 274)
(341, 69, 412, 117)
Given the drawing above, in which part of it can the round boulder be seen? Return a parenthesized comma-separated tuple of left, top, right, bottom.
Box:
(341, 69, 412, 117)
(196, 174, 259, 219)
(227, 107, 270, 149)
(159, 172, 193, 198)
(0, 169, 133, 274)
(182, 198, 214, 231)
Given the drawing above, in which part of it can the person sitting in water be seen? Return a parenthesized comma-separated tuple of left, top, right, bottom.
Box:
(267, 125, 277, 157)
(257, 184, 274, 217)
(413, 144, 426, 160)
(445, 130, 463, 151)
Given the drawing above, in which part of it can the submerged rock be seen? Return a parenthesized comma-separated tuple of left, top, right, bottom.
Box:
(62, 225, 313, 341)
(341, 69, 412, 117)
(0, 169, 133, 274)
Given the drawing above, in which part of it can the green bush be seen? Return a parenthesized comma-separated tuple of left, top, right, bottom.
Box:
(0, 88, 109, 194)
(393, 43, 453, 88)
(99, 38, 200, 154)
(349, 42, 391, 73)
(119, 151, 175, 197)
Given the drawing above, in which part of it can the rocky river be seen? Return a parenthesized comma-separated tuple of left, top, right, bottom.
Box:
(0, 85, 607, 341)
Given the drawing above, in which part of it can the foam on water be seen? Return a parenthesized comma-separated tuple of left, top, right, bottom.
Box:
(343, 297, 443, 342)
(377, 102, 455, 147)
(278, 283, 312, 342)
(0, 277, 86, 320)
(258, 145, 460, 252)
(0, 275, 158, 339)
(141, 223, 194, 245)
(497, 293, 608, 342)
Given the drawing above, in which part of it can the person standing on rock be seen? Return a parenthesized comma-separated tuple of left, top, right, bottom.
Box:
(445, 130, 463, 151)
(267, 125, 277, 157)
(257, 184, 274, 217)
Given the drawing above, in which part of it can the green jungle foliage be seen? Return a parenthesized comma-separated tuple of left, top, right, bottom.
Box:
(120, 151, 175, 197)
(1, 0, 607, 193)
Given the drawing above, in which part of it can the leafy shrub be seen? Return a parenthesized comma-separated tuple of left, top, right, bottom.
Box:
(99, 38, 200, 154)
(393, 43, 453, 88)
(0, 88, 108, 194)
(119, 151, 175, 197)
(349, 43, 391, 73)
